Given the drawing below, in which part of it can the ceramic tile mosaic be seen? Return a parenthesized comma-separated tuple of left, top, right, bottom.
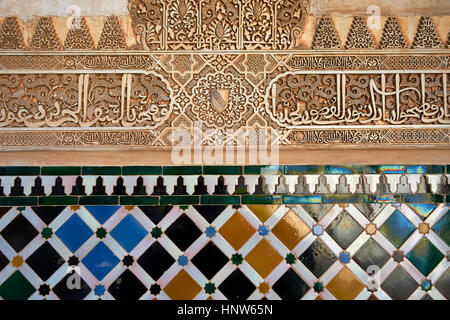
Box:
(0, 165, 448, 300)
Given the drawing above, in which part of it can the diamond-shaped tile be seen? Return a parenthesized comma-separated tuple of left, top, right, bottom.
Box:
(302, 204, 333, 221)
(299, 239, 337, 278)
(381, 266, 418, 300)
(435, 268, 450, 299)
(272, 268, 310, 300)
(219, 211, 256, 250)
(165, 214, 202, 251)
(245, 239, 283, 278)
(191, 242, 228, 280)
(82, 242, 120, 280)
(408, 204, 436, 219)
(0, 250, 9, 271)
(354, 203, 385, 221)
(193, 205, 227, 223)
(272, 210, 310, 250)
(379, 210, 416, 248)
(85, 205, 120, 224)
(247, 205, 279, 223)
(353, 238, 390, 272)
(326, 267, 364, 300)
(52, 270, 91, 300)
(0, 271, 35, 300)
(164, 269, 201, 300)
(137, 242, 175, 280)
(25, 242, 65, 281)
(218, 269, 255, 300)
(326, 210, 363, 249)
(138, 206, 173, 225)
(406, 237, 444, 276)
(55, 214, 93, 253)
(108, 269, 147, 300)
(110, 214, 147, 252)
(1, 214, 38, 252)
(432, 212, 450, 246)
(31, 206, 66, 225)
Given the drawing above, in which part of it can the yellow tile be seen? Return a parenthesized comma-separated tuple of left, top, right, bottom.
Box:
(164, 269, 201, 300)
(245, 239, 283, 278)
(219, 211, 256, 250)
(247, 205, 280, 223)
(326, 267, 365, 300)
(272, 210, 310, 250)
(315, 295, 324, 300)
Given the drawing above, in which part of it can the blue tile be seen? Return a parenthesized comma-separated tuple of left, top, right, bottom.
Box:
(283, 195, 322, 204)
(365, 165, 405, 174)
(406, 165, 445, 174)
(284, 165, 323, 175)
(82, 242, 120, 280)
(85, 206, 121, 225)
(55, 214, 93, 252)
(110, 215, 147, 252)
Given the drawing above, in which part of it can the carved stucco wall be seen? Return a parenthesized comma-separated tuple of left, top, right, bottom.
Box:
(0, 0, 447, 156)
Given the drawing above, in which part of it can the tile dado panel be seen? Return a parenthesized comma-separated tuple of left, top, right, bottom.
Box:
(0, 2, 448, 149)
(0, 165, 448, 300)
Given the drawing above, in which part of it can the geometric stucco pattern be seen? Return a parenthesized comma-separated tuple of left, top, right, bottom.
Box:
(0, 2, 448, 149)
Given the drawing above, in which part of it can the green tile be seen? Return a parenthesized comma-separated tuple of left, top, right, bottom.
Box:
(406, 237, 444, 276)
(0, 271, 35, 300)
(323, 194, 363, 203)
(122, 166, 162, 175)
(379, 210, 416, 248)
(282, 195, 322, 204)
(0, 197, 37, 206)
(365, 165, 405, 174)
(0, 167, 40, 176)
(201, 195, 240, 205)
(403, 194, 444, 203)
(41, 166, 81, 176)
(39, 196, 79, 206)
(120, 196, 159, 205)
(242, 195, 282, 204)
(79, 196, 119, 205)
(160, 196, 199, 205)
(364, 194, 400, 203)
(244, 165, 283, 175)
(324, 165, 365, 174)
(203, 166, 242, 175)
(406, 165, 445, 174)
(163, 166, 202, 175)
(81, 166, 121, 175)
(284, 165, 324, 175)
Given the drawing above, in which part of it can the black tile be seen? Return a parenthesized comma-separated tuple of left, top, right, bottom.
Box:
(165, 214, 202, 251)
(0, 250, 9, 271)
(381, 266, 418, 300)
(218, 269, 255, 300)
(138, 206, 172, 225)
(272, 268, 310, 300)
(25, 242, 65, 281)
(299, 239, 337, 278)
(193, 205, 227, 223)
(326, 210, 363, 249)
(52, 270, 91, 300)
(191, 242, 228, 279)
(353, 238, 390, 272)
(0, 207, 11, 219)
(108, 269, 147, 301)
(31, 206, 66, 225)
(0, 214, 38, 252)
(137, 242, 175, 280)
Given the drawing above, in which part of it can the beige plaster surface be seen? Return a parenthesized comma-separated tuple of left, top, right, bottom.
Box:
(311, 0, 450, 16)
(0, 149, 448, 165)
